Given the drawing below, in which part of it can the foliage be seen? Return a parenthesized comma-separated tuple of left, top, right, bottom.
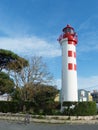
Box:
(8, 56, 53, 88)
(11, 83, 59, 114)
(0, 100, 60, 114)
(0, 100, 97, 116)
(0, 72, 15, 94)
(63, 101, 77, 107)
(0, 49, 28, 71)
(11, 87, 22, 101)
(74, 101, 97, 116)
(12, 83, 58, 102)
(32, 84, 58, 105)
(0, 49, 29, 86)
(0, 101, 36, 113)
(63, 101, 97, 116)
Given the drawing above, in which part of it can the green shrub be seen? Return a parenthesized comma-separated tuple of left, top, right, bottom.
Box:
(0, 101, 36, 113)
(0, 101, 96, 116)
(74, 101, 97, 116)
(62, 101, 97, 116)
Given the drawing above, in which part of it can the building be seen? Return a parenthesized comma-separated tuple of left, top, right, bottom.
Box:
(78, 89, 93, 102)
(54, 93, 60, 102)
(0, 93, 11, 101)
(91, 90, 98, 103)
(56, 89, 93, 103)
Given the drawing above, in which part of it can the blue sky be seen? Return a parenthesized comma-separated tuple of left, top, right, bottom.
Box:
(0, 0, 98, 91)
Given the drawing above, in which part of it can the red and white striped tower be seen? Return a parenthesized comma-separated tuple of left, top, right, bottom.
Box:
(58, 24, 78, 102)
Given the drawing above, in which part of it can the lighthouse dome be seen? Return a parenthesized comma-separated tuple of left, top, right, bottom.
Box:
(62, 24, 78, 44)
(63, 24, 74, 34)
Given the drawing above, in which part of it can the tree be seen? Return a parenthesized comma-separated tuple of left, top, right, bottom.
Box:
(0, 49, 28, 72)
(22, 84, 58, 114)
(0, 49, 29, 87)
(16, 83, 58, 102)
(9, 56, 53, 88)
(32, 84, 58, 105)
(28, 56, 53, 85)
(0, 72, 15, 94)
(11, 87, 22, 101)
(12, 82, 58, 103)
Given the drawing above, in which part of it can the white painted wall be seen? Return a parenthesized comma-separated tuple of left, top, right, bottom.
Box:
(60, 38, 78, 102)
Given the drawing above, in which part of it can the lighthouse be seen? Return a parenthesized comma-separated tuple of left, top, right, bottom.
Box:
(58, 24, 78, 103)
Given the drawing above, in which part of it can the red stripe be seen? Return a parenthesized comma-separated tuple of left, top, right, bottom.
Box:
(68, 63, 77, 71)
(68, 50, 72, 57)
(74, 52, 76, 58)
(68, 50, 76, 58)
(74, 64, 77, 70)
(68, 63, 73, 70)
(68, 41, 76, 45)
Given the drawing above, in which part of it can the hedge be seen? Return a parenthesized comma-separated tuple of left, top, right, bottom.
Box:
(63, 101, 97, 116)
(0, 101, 37, 113)
(74, 101, 97, 116)
(0, 101, 97, 116)
(0, 101, 60, 114)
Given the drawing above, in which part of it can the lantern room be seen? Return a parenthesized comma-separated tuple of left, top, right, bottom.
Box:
(62, 24, 78, 45)
(63, 24, 74, 35)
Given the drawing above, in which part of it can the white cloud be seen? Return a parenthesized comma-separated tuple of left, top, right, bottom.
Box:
(0, 36, 61, 58)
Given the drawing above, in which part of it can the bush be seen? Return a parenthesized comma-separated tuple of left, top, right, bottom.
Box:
(74, 101, 97, 116)
(0, 101, 97, 116)
(62, 101, 97, 116)
(34, 101, 60, 115)
(0, 101, 36, 113)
